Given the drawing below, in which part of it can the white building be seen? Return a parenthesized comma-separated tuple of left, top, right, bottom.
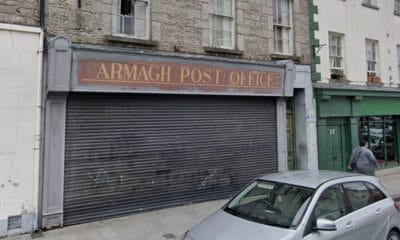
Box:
(0, 23, 43, 236)
(312, 0, 400, 172)
(316, 0, 400, 86)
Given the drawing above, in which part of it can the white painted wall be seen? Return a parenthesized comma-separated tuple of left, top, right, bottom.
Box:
(0, 24, 42, 236)
(315, 0, 400, 87)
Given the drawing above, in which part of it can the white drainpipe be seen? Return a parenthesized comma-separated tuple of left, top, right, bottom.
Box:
(33, 29, 44, 230)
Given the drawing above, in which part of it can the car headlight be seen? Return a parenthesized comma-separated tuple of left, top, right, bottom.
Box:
(180, 230, 193, 240)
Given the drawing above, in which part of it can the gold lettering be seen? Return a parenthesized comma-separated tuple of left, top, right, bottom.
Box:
(161, 66, 171, 82)
(229, 72, 240, 85)
(191, 69, 202, 83)
(111, 63, 123, 80)
(203, 69, 212, 84)
(96, 63, 110, 80)
(240, 72, 247, 86)
(137, 66, 150, 81)
(259, 73, 268, 86)
(267, 73, 274, 88)
(213, 70, 223, 84)
(248, 71, 258, 86)
(148, 65, 160, 81)
(180, 67, 191, 83)
(123, 64, 137, 81)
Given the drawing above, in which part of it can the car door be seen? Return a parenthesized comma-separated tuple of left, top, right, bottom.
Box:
(303, 184, 355, 240)
(341, 181, 389, 240)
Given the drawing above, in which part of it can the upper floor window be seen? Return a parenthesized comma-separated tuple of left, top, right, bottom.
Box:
(209, 0, 234, 49)
(363, 0, 377, 7)
(397, 45, 400, 81)
(113, 0, 149, 39)
(329, 32, 345, 79)
(365, 39, 379, 77)
(273, 0, 293, 55)
(396, 0, 400, 14)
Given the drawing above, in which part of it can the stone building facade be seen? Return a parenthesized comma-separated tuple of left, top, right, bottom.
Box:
(45, 0, 311, 63)
(1, 0, 317, 235)
(0, 0, 39, 26)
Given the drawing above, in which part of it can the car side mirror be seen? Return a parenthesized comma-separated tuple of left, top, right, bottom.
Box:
(314, 218, 337, 231)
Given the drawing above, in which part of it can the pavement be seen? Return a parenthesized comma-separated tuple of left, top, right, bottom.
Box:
(4, 168, 400, 240)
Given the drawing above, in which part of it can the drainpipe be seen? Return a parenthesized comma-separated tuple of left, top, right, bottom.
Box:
(34, 29, 44, 233)
(40, 0, 45, 29)
(36, 0, 45, 232)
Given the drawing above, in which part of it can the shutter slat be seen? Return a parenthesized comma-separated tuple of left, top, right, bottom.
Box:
(64, 93, 277, 225)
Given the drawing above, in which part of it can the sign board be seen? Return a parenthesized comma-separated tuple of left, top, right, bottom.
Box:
(78, 59, 284, 95)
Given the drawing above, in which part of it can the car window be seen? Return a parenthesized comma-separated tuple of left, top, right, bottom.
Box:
(314, 185, 346, 221)
(364, 182, 386, 203)
(342, 182, 370, 211)
(224, 180, 314, 228)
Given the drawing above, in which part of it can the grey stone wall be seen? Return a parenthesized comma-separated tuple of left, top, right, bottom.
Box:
(45, 0, 310, 63)
(0, 0, 40, 27)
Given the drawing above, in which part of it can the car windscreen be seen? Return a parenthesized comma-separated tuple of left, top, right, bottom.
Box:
(224, 180, 315, 229)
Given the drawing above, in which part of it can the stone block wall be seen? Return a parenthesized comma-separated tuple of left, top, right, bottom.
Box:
(45, 0, 310, 63)
(0, 0, 40, 27)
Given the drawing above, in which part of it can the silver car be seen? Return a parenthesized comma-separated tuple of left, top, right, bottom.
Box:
(181, 170, 400, 240)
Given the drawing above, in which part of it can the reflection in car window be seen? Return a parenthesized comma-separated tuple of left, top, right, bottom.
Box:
(364, 182, 386, 203)
(314, 185, 346, 221)
(343, 182, 370, 211)
(224, 180, 314, 229)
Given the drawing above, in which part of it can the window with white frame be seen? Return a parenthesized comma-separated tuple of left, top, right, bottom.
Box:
(209, 0, 234, 49)
(113, 0, 149, 38)
(395, 0, 400, 13)
(397, 45, 400, 81)
(363, 0, 377, 7)
(365, 39, 379, 76)
(273, 0, 293, 54)
(329, 32, 345, 76)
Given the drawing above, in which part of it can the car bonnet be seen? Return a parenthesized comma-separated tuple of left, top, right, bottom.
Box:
(187, 209, 297, 240)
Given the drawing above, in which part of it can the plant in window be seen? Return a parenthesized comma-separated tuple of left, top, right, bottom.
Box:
(330, 69, 345, 80)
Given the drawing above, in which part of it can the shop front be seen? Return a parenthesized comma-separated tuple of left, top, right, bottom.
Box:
(41, 37, 317, 228)
(315, 84, 400, 172)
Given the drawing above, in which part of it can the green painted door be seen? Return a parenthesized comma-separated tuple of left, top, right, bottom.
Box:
(326, 125, 343, 171)
(286, 99, 296, 170)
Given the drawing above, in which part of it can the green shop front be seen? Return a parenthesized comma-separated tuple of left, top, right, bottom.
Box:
(315, 84, 400, 171)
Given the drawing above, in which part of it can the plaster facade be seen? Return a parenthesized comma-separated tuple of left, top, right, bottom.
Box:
(0, 24, 42, 237)
(315, 0, 400, 87)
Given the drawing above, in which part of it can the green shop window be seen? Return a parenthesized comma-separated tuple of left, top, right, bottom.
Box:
(358, 116, 399, 168)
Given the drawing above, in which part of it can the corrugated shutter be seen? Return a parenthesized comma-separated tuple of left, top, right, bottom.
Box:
(64, 93, 277, 225)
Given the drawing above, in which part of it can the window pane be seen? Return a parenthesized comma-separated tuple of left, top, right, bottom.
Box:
(314, 185, 346, 221)
(226, 180, 314, 228)
(364, 182, 386, 203)
(116, 0, 148, 37)
(343, 182, 370, 212)
(222, 17, 232, 47)
(329, 33, 343, 70)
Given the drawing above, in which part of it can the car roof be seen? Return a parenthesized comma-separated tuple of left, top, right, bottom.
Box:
(258, 170, 366, 189)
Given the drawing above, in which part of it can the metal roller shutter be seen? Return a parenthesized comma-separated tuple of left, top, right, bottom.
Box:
(63, 93, 277, 225)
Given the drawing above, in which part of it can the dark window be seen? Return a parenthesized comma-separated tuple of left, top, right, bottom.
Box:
(358, 116, 399, 167)
(364, 182, 386, 203)
(342, 182, 370, 212)
(314, 185, 346, 221)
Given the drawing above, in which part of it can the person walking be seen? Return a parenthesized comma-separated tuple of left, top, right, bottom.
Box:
(348, 138, 378, 176)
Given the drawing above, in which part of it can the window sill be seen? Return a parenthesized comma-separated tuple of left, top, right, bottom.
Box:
(270, 53, 300, 62)
(361, 3, 379, 10)
(203, 47, 243, 56)
(394, 11, 400, 17)
(105, 35, 159, 47)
